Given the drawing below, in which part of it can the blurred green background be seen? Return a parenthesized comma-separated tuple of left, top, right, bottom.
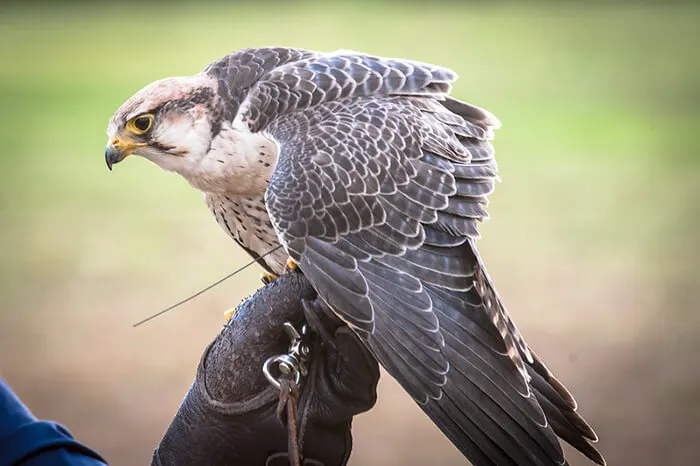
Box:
(0, 1, 698, 465)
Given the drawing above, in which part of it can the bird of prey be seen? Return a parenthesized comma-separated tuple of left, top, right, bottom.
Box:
(106, 47, 604, 465)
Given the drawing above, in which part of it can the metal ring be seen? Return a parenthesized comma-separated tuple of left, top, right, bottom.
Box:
(263, 354, 301, 390)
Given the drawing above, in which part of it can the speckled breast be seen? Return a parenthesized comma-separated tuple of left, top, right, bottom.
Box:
(205, 193, 288, 274)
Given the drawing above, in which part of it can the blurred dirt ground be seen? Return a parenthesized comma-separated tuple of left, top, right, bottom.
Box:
(0, 2, 698, 465)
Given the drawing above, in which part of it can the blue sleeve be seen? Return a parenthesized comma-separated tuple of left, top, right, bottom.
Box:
(0, 378, 107, 466)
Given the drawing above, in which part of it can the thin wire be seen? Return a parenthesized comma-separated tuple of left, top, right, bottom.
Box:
(133, 245, 284, 328)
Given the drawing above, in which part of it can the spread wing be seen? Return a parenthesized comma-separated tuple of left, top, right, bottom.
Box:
(213, 49, 604, 465)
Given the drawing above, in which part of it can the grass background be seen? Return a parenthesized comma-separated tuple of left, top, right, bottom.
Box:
(0, 2, 698, 465)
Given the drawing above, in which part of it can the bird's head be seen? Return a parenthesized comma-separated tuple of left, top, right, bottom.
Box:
(105, 75, 221, 174)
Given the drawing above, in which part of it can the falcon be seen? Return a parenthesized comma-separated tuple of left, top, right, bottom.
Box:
(106, 47, 605, 465)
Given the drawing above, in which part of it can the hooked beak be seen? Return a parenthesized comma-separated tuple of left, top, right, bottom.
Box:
(105, 137, 145, 171)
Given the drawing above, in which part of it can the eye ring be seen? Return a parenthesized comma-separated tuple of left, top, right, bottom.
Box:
(127, 114, 154, 135)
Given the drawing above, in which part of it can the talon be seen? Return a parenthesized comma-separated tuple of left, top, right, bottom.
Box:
(285, 257, 298, 272)
(261, 271, 278, 285)
(223, 308, 236, 322)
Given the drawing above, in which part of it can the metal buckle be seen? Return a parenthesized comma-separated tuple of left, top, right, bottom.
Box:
(263, 322, 310, 390)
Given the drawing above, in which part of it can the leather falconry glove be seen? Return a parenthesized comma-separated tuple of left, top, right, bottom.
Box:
(151, 271, 380, 466)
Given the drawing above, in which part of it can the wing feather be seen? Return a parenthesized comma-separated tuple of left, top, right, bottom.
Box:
(212, 49, 605, 465)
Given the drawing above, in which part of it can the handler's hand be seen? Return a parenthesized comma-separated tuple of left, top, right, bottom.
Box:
(152, 271, 380, 466)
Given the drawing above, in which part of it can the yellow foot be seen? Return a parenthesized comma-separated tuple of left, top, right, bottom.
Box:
(260, 270, 279, 285)
(285, 257, 298, 272)
(223, 308, 236, 322)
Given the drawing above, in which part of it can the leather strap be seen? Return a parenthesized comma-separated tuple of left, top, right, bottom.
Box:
(277, 378, 301, 466)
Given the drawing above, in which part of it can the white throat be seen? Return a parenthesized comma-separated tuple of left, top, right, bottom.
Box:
(178, 120, 279, 196)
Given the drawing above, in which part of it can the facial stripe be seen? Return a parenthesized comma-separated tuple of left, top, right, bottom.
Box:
(149, 141, 188, 156)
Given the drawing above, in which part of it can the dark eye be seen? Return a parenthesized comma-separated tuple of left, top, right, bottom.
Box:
(128, 114, 154, 134)
(134, 116, 151, 131)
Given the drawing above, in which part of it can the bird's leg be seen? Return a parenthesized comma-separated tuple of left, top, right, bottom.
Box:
(260, 270, 278, 286)
(260, 258, 297, 286)
(230, 258, 299, 322)
(285, 257, 298, 273)
(223, 307, 236, 322)
(259, 257, 298, 285)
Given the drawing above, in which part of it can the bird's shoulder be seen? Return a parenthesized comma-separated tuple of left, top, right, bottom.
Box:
(203, 47, 459, 132)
